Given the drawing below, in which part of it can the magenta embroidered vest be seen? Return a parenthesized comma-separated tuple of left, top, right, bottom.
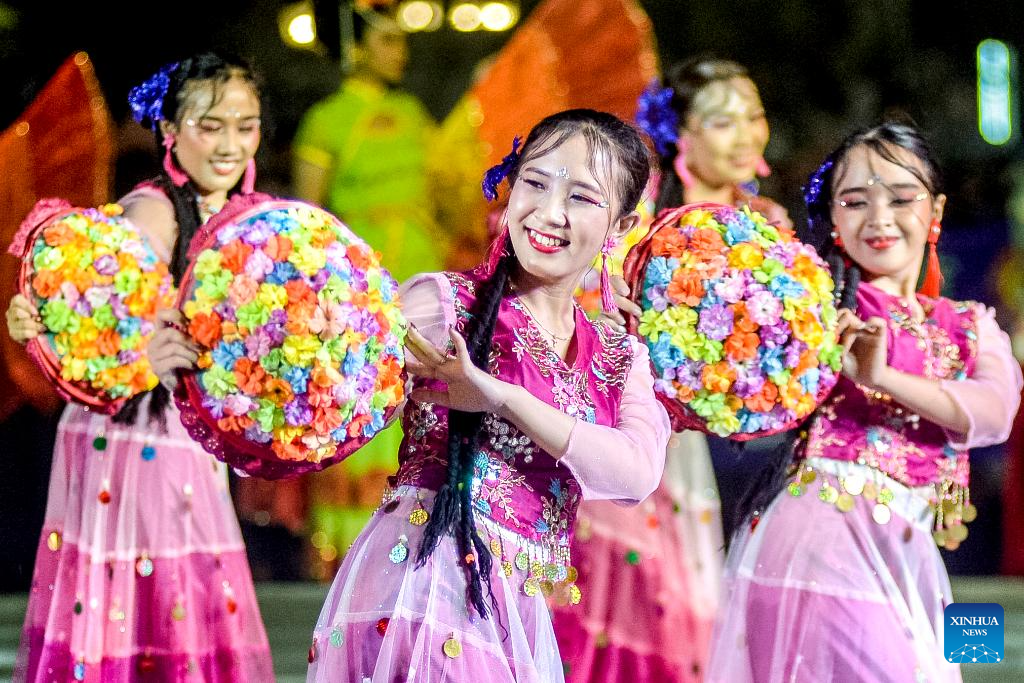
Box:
(391, 268, 634, 573)
(802, 282, 978, 490)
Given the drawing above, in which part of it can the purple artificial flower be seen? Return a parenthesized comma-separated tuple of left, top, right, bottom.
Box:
(653, 378, 678, 398)
(733, 370, 766, 399)
(766, 243, 795, 267)
(263, 321, 287, 346)
(72, 298, 93, 317)
(118, 350, 141, 364)
(110, 296, 129, 319)
(224, 394, 255, 417)
(760, 322, 789, 348)
(214, 301, 238, 322)
(714, 271, 749, 304)
(698, 304, 734, 341)
(245, 329, 273, 360)
(93, 253, 118, 278)
(202, 394, 226, 419)
(241, 219, 274, 246)
(784, 340, 807, 368)
(647, 285, 669, 312)
(677, 359, 706, 391)
(138, 319, 155, 336)
(85, 285, 113, 308)
(244, 249, 274, 280)
(284, 396, 314, 426)
(747, 290, 783, 326)
(311, 269, 331, 292)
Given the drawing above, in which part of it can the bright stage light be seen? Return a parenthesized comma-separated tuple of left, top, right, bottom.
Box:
(480, 3, 517, 31)
(398, 1, 443, 32)
(450, 3, 482, 32)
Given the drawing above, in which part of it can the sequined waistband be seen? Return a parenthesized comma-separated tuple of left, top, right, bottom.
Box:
(800, 458, 934, 530)
(795, 458, 975, 549)
(381, 485, 582, 604)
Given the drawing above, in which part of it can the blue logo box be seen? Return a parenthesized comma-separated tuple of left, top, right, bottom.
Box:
(944, 603, 1004, 664)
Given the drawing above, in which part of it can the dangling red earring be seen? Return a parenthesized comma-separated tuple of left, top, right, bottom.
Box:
(241, 158, 256, 194)
(162, 135, 189, 187)
(756, 156, 771, 178)
(600, 237, 617, 314)
(919, 218, 943, 298)
(830, 229, 844, 249)
(673, 138, 696, 190)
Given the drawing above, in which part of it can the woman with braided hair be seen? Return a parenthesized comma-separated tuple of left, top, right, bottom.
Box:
(706, 122, 1022, 682)
(6, 54, 273, 681)
(305, 109, 670, 682)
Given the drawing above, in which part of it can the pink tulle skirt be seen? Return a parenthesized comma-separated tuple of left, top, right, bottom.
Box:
(307, 485, 565, 682)
(707, 457, 962, 683)
(15, 402, 273, 682)
(553, 431, 722, 682)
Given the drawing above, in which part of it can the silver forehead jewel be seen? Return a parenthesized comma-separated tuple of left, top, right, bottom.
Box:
(555, 167, 570, 178)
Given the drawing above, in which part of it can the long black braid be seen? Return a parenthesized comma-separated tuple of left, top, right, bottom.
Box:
(733, 121, 943, 530)
(417, 109, 651, 618)
(113, 53, 260, 428)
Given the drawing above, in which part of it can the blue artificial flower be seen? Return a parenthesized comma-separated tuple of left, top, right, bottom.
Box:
(645, 256, 675, 288)
(768, 274, 806, 300)
(265, 261, 299, 285)
(636, 81, 678, 156)
(127, 62, 179, 130)
(212, 340, 245, 370)
(482, 136, 522, 201)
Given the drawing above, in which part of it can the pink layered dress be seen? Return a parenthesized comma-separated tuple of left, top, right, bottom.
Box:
(707, 282, 1023, 683)
(306, 267, 670, 682)
(15, 185, 273, 682)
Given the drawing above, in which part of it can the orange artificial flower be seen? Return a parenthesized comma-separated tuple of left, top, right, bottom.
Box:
(42, 222, 75, 247)
(264, 234, 293, 261)
(346, 413, 371, 438)
(285, 301, 316, 335)
(724, 331, 760, 362)
(347, 244, 372, 271)
(744, 382, 779, 413)
(96, 328, 120, 356)
(218, 414, 255, 434)
(666, 270, 705, 307)
(221, 240, 255, 275)
(312, 407, 344, 435)
(650, 228, 689, 258)
(688, 228, 727, 258)
(675, 383, 696, 402)
(701, 361, 737, 393)
(264, 377, 295, 406)
(233, 357, 267, 395)
(188, 311, 223, 348)
(284, 279, 317, 307)
(272, 439, 308, 462)
(32, 269, 62, 298)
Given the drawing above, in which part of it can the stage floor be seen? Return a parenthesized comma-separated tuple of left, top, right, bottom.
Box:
(1, 577, 1021, 681)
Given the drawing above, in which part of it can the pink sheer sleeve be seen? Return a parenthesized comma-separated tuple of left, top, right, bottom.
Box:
(558, 338, 670, 503)
(940, 305, 1024, 449)
(119, 185, 175, 263)
(398, 273, 457, 353)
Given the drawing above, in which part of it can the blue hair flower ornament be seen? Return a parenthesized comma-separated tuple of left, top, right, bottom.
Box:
(636, 81, 678, 157)
(802, 158, 834, 210)
(482, 136, 522, 201)
(128, 62, 179, 131)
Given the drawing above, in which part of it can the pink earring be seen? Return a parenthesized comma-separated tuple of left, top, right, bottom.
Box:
(600, 237, 617, 314)
(161, 135, 189, 187)
(241, 158, 257, 194)
(756, 156, 771, 178)
(673, 138, 696, 189)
